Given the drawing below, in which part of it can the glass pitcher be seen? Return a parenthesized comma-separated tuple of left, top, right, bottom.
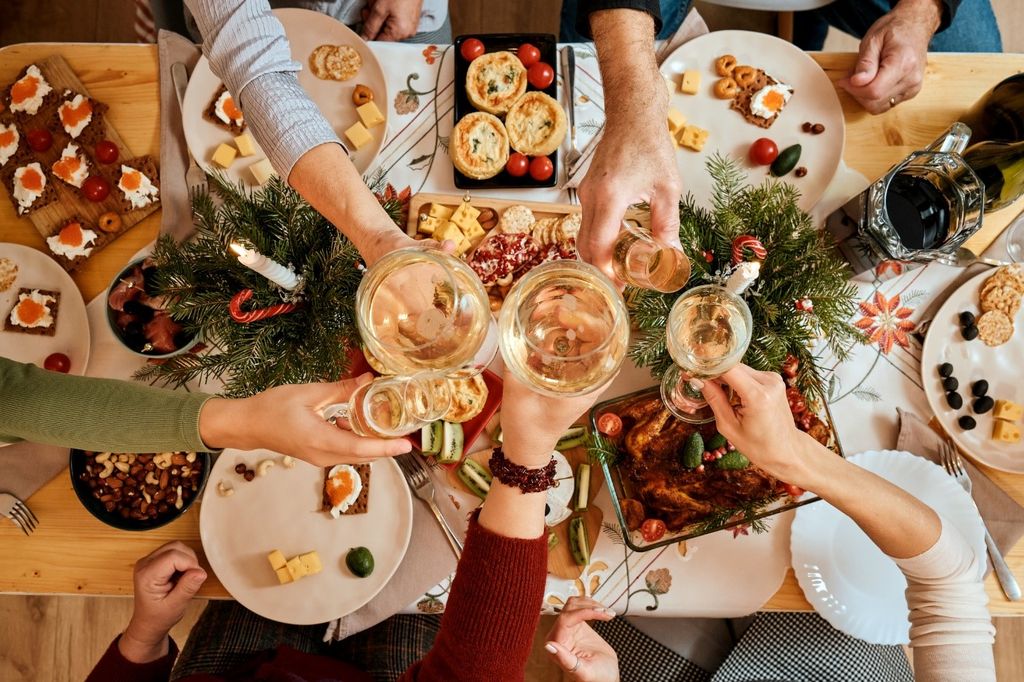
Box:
(827, 123, 985, 275)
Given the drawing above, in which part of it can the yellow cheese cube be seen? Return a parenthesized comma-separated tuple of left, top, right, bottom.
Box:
(356, 101, 386, 129)
(249, 158, 277, 185)
(211, 143, 237, 169)
(427, 203, 454, 220)
(275, 567, 293, 584)
(667, 109, 687, 135)
(298, 551, 322, 576)
(462, 219, 486, 245)
(267, 549, 288, 571)
(285, 557, 307, 582)
(680, 70, 700, 95)
(418, 215, 443, 236)
(450, 202, 480, 228)
(234, 132, 257, 157)
(344, 122, 373, 150)
(993, 399, 1023, 422)
(678, 125, 709, 152)
(434, 221, 464, 244)
(993, 419, 1021, 444)
(453, 233, 473, 257)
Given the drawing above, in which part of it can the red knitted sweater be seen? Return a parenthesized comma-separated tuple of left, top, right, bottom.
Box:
(86, 516, 548, 682)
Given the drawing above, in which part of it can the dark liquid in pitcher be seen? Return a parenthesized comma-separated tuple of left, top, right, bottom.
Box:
(885, 171, 952, 250)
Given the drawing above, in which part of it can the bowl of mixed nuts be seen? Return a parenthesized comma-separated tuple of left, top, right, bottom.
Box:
(69, 450, 211, 530)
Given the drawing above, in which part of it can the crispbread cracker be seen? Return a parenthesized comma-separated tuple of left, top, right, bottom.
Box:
(0, 258, 17, 293)
(443, 373, 489, 423)
(203, 85, 245, 134)
(321, 464, 371, 515)
(309, 45, 361, 82)
(4, 287, 60, 336)
(977, 310, 1013, 347)
(117, 156, 160, 215)
(980, 284, 1021, 318)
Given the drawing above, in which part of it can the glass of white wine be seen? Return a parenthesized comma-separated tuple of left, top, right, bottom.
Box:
(498, 260, 629, 397)
(660, 285, 753, 423)
(612, 220, 692, 293)
(357, 247, 496, 377)
(321, 373, 451, 438)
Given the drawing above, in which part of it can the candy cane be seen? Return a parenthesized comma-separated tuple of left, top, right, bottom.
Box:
(731, 235, 767, 265)
(229, 289, 299, 323)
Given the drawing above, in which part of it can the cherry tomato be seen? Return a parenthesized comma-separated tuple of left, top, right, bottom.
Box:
(517, 43, 541, 68)
(43, 352, 71, 373)
(506, 152, 529, 177)
(528, 156, 554, 182)
(748, 137, 779, 166)
(527, 62, 555, 90)
(640, 518, 667, 543)
(460, 38, 485, 62)
(26, 129, 53, 152)
(82, 175, 111, 202)
(597, 412, 623, 437)
(95, 140, 119, 164)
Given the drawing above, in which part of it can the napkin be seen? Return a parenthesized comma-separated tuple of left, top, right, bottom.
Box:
(896, 408, 1024, 567)
(0, 442, 69, 505)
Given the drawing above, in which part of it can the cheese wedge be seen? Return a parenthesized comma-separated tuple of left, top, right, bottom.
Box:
(993, 399, 1023, 422)
(993, 419, 1021, 444)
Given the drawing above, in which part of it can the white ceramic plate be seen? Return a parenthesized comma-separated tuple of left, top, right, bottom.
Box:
(200, 450, 412, 625)
(182, 8, 389, 186)
(921, 270, 1024, 472)
(790, 450, 985, 645)
(660, 30, 845, 213)
(0, 242, 90, 379)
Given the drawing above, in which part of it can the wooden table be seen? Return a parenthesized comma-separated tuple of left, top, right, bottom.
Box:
(1, 43, 1022, 615)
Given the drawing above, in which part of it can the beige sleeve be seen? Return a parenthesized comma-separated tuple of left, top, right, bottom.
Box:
(891, 517, 995, 681)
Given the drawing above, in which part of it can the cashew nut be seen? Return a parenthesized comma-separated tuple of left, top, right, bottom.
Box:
(217, 480, 234, 497)
(114, 461, 130, 473)
(186, 452, 197, 463)
(95, 452, 111, 464)
(98, 460, 115, 479)
(174, 485, 184, 510)
(145, 471, 159, 486)
(281, 455, 295, 469)
(143, 490, 152, 504)
(256, 459, 276, 477)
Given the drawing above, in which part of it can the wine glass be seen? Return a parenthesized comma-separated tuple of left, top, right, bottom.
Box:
(357, 246, 496, 377)
(660, 285, 753, 423)
(498, 259, 629, 397)
(612, 220, 692, 292)
(321, 373, 451, 438)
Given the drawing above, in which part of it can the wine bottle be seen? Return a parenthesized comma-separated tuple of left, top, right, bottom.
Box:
(963, 139, 1024, 212)
(961, 73, 1024, 144)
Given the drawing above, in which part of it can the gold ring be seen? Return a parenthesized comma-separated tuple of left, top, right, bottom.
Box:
(569, 655, 581, 673)
(889, 96, 898, 108)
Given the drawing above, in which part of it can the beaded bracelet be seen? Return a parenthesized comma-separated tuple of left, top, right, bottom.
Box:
(488, 447, 557, 494)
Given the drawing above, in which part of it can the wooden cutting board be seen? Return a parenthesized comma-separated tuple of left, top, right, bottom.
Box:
(4, 54, 159, 271)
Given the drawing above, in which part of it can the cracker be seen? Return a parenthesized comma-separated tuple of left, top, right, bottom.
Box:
(202, 85, 245, 134)
(992, 265, 1024, 295)
(53, 90, 109, 147)
(0, 257, 18, 293)
(557, 211, 581, 241)
(443, 374, 489, 423)
(531, 217, 560, 245)
(977, 310, 1014, 346)
(117, 155, 160, 214)
(498, 204, 536, 234)
(4, 287, 60, 336)
(321, 464, 371, 515)
(308, 45, 362, 82)
(3, 161, 58, 216)
(980, 284, 1021, 318)
(2, 65, 58, 124)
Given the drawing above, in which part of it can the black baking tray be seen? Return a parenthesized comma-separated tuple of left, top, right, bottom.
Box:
(452, 32, 559, 189)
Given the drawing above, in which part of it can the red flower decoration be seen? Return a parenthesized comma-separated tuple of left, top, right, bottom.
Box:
(854, 290, 915, 354)
(374, 183, 412, 226)
(875, 260, 908, 278)
(731, 524, 750, 538)
(422, 45, 439, 65)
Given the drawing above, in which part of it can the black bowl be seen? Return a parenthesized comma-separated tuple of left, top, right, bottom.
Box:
(105, 257, 199, 359)
(69, 449, 211, 531)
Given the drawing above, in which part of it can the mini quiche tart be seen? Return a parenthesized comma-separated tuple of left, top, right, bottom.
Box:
(465, 51, 528, 115)
(450, 112, 509, 180)
(505, 91, 567, 157)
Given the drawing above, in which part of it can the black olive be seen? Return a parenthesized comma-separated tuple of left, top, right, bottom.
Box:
(973, 396, 994, 414)
(959, 311, 976, 326)
(958, 415, 977, 430)
(938, 362, 954, 378)
(946, 392, 963, 410)
(122, 300, 148, 316)
(942, 377, 959, 392)
(962, 325, 979, 341)
(971, 380, 989, 397)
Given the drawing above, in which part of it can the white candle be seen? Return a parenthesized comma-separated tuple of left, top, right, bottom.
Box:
(229, 242, 300, 291)
(725, 261, 761, 296)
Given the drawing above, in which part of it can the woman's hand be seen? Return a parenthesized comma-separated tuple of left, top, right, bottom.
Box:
(119, 542, 207, 664)
(544, 597, 619, 682)
(199, 373, 412, 466)
(361, 0, 423, 42)
(702, 364, 817, 488)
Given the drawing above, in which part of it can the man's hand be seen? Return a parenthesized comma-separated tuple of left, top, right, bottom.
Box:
(119, 542, 207, 664)
(544, 597, 619, 681)
(199, 373, 413, 466)
(579, 9, 682, 280)
(837, 0, 942, 114)
(361, 0, 423, 42)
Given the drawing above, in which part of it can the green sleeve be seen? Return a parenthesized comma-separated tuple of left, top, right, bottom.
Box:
(0, 356, 215, 453)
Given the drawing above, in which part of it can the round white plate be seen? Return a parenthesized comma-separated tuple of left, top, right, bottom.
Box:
(182, 8, 389, 186)
(921, 270, 1024, 472)
(790, 450, 985, 645)
(660, 30, 845, 213)
(200, 450, 412, 625)
(0, 242, 90, 379)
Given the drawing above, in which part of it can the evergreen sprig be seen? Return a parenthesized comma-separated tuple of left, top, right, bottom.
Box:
(133, 173, 365, 397)
(628, 154, 861, 400)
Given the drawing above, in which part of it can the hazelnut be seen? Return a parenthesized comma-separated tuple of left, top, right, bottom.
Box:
(234, 463, 247, 474)
(811, 123, 825, 134)
(243, 470, 255, 482)
(795, 166, 808, 178)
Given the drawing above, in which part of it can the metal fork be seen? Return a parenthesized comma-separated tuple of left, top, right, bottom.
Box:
(938, 440, 1021, 601)
(171, 62, 208, 199)
(0, 492, 38, 535)
(396, 452, 463, 559)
